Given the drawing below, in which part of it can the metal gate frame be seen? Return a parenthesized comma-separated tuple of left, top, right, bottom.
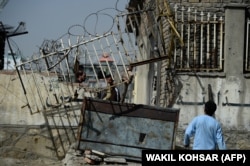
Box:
(77, 97, 180, 160)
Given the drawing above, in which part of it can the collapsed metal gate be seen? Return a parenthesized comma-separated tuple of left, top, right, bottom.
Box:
(77, 97, 180, 160)
(4, 0, 185, 159)
(5, 2, 167, 158)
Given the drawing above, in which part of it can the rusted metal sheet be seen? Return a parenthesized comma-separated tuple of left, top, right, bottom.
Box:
(77, 98, 180, 160)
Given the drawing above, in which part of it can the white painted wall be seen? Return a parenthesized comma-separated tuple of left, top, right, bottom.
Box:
(0, 72, 80, 126)
(174, 75, 250, 131)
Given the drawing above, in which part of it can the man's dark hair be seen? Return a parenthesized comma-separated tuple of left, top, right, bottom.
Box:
(75, 70, 85, 83)
(97, 71, 106, 79)
(76, 70, 84, 77)
(105, 74, 112, 78)
(204, 100, 217, 116)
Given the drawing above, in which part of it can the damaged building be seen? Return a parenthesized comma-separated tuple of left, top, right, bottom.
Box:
(125, 0, 250, 149)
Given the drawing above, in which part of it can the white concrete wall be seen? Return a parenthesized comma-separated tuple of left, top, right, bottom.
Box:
(0, 71, 80, 126)
(174, 6, 250, 132)
(174, 75, 250, 131)
(0, 72, 43, 125)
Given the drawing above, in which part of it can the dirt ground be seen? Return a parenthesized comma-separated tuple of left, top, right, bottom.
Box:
(2, 125, 249, 166)
(0, 157, 62, 166)
(0, 126, 62, 166)
(0, 126, 142, 166)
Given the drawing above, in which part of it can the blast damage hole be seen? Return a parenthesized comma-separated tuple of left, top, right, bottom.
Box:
(139, 133, 146, 143)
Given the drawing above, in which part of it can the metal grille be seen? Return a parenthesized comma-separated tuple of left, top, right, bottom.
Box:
(18, 32, 136, 112)
(173, 5, 224, 72)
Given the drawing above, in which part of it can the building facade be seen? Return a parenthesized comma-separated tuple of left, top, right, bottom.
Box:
(127, 0, 250, 149)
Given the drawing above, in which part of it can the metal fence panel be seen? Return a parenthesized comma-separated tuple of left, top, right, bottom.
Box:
(77, 98, 180, 160)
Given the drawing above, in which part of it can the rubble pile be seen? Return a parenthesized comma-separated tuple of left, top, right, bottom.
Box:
(62, 143, 141, 166)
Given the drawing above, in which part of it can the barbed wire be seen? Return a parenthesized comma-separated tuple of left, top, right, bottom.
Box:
(34, 0, 129, 61)
(68, 0, 128, 38)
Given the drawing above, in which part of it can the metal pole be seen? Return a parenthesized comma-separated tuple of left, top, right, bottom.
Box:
(200, 11, 204, 67)
(83, 44, 99, 85)
(219, 16, 223, 70)
(206, 13, 210, 69)
(174, 4, 178, 65)
(194, 9, 197, 68)
(97, 35, 114, 79)
(213, 14, 217, 68)
(6, 37, 26, 94)
(246, 20, 250, 71)
(104, 35, 122, 81)
(180, 6, 184, 68)
(120, 15, 138, 62)
(127, 14, 144, 61)
(91, 35, 107, 85)
(187, 7, 191, 68)
(29, 63, 46, 110)
(111, 32, 129, 79)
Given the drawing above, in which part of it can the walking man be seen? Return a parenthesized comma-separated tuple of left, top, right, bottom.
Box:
(183, 100, 226, 150)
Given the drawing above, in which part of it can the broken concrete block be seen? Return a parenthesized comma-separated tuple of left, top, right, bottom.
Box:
(84, 149, 91, 155)
(85, 154, 102, 162)
(91, 149, 106, 157)
(104, 157, 126, 164)
(84, 157, 95, 165)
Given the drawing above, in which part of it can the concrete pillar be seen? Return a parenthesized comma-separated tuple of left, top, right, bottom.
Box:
(133, 36, 154, 105)
(134, 64, 150, 104)
(224, 5, 246, 77)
